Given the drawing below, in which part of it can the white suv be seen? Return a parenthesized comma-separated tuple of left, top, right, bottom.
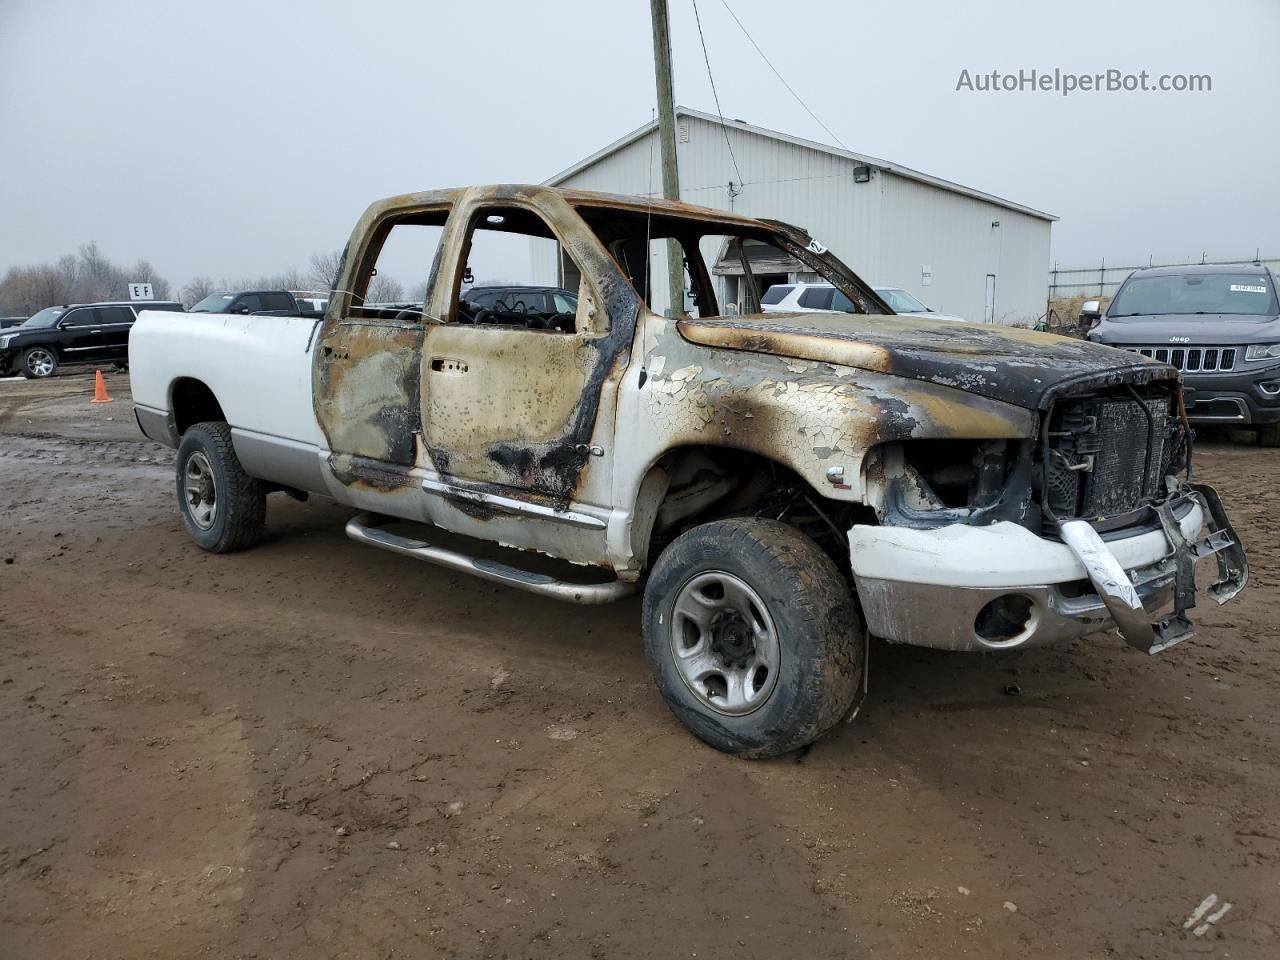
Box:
(761, 282, 967, 322)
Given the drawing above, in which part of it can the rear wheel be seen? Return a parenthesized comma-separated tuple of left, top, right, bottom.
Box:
(1258, 423, 1280, 448)
(642, 518, 863, 758)
(20, 346, 57, 379)
(175, 421, 266, 552)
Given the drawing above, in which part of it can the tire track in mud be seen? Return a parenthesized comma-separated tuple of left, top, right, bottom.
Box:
(0, 432, 172, 470)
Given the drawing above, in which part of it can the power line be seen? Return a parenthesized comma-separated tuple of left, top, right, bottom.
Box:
(718, 0, 849, 151)
(690, 0, 745, 196)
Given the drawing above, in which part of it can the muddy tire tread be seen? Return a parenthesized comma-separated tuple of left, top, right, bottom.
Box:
(643, 517, 863, 759)
(176, 421, 266, 553)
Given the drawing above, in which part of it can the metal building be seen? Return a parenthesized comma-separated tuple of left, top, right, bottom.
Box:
(542, 107, 1056, 325)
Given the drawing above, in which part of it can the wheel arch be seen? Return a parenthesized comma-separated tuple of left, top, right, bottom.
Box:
(625, 441, 866, 575)
(170, 377, 227, 436)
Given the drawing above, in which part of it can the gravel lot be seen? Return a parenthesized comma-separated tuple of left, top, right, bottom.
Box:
(2, 371, 1277, 959)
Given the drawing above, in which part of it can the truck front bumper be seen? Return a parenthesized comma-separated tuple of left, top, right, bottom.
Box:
(849, 484, 1247, 654)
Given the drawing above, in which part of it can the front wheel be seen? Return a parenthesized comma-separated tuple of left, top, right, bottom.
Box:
(642, 518, 864, 758)
(1257, 423, 1280, 448)
(20, 346, 57, 379)
(175, 421, 266, 552)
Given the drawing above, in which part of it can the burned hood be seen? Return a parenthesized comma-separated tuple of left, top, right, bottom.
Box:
(677, 312, 1177, 409)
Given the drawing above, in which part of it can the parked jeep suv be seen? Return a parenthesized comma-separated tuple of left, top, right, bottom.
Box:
(1087, 264, 1280, 444)
(0, 300, 184, 378)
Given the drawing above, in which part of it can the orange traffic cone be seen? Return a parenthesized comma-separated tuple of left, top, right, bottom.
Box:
(91, 369, 113, 404)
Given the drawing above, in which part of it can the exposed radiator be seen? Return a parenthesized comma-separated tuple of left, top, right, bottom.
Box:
(1045, 394, 1170, 520)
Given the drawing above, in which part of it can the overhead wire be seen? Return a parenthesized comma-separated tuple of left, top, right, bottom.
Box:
(690, 0, 745, 196)
(718, 0, 850, 151)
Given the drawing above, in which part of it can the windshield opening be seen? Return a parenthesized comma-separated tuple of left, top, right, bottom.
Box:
(572, 203, 889, 320)
(875, 287, 928, 313)
(20, 306, 66, 329)
(191, 294, 234, 313)
(1109, 273, 1277, 318)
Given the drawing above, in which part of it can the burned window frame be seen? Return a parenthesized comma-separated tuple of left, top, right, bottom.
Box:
(342, 203, 452, 322)
(570, 202, 891, 319)
(441, 198, 604, 337)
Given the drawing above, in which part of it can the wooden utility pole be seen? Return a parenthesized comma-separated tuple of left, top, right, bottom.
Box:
(650, 0, 685, 316)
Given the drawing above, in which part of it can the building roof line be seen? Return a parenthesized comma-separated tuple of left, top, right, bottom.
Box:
(544, 106, 1058, 223)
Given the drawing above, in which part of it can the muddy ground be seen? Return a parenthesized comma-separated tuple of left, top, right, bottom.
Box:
(1, 371, 1277, 959)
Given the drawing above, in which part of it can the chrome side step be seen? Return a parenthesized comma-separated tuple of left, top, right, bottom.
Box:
(344, 512, 639, 605)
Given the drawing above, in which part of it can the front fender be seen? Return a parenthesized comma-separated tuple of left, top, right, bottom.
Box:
(622, 320, 1036, 504)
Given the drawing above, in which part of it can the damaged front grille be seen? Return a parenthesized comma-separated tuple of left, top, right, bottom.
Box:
(1044, 393, 1172, 522)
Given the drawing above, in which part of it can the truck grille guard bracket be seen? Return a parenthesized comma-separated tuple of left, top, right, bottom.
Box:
(1057, 482, 1248, 655)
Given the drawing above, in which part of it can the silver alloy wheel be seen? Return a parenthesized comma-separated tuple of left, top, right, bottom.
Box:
(27, 349, 55, 377)
(669, 570, 781, 716)
(183, 451, 217, 530)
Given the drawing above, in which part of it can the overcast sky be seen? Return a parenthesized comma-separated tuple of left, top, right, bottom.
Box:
(1, 0, 1276, 292)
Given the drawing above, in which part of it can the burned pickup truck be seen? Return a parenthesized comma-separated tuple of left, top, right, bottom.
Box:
(129, 185, 1247, 757)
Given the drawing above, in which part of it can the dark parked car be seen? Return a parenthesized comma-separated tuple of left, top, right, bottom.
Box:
(0, 316, 26, 330)
(190, 290, 302, 316)
(1086, 264, 1280, 445)
(459, 285, 578, 331)
(0, 300, 184, 379)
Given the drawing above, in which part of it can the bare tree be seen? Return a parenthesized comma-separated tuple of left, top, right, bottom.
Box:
(181, 276, 217, 307)
(274, 268, 308, 293)
(367, 274, 404, 303)
(76, 241, 125, 301)
(0, 243, 175, 316)
(308, 251, 343, 293)
(131, 259, 172, 300)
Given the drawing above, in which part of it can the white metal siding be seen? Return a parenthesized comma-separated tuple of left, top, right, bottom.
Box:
(545, 111, 1050, 322)
(878, 172, 1050, 325)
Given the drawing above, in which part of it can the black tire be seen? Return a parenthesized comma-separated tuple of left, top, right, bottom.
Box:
(175, 421, 266, 553)
(20, 346, 58, 379)
(1257, 423, 1280, 448)
(642, 518, 863, 759)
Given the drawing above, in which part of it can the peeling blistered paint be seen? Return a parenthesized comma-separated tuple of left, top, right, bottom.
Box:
(612, 314, 1038, 518)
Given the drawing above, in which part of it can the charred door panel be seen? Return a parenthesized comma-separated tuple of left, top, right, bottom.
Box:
(314, 321, 424, 465)
(420, 188, 642, 509)
(422, 324, 591, 493)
